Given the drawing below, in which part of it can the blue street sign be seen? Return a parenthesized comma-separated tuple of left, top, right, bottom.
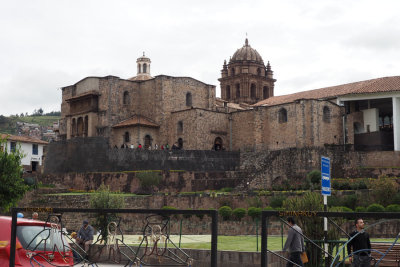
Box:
(321, 156, 331, 196)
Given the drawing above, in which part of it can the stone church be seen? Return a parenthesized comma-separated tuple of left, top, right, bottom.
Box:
(58, 39, 400, 152)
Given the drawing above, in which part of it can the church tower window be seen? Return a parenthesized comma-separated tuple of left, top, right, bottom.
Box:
(263, 86, 269, 99)
(138, 64, 141, 73)
(236, 84, 240, 99)
(143, 63, 147, 73)
(250, 84, 256, 98)
(226, 86, 231, 100)
(231, 68, 235, 76)
(186, 92, 192, 106)
(278, 108, 287, 123)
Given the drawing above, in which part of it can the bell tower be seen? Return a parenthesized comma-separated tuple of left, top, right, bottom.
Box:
(218, 39, 276, 104)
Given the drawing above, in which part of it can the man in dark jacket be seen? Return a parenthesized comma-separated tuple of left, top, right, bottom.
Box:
(347, 218, 371, 267)
(77, 220, 94, 252)
(283, 217, 305, 267)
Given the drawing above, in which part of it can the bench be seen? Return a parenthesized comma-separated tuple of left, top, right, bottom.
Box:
(369, 243, 400, 267)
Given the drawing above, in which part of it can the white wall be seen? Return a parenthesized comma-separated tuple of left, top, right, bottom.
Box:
(6, 140, 44, 166)
(362, 108, 379, 132)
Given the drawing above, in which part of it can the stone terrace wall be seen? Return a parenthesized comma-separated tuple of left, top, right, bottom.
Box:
(240, 147, 400, 189)
(44, 137, 240, 174)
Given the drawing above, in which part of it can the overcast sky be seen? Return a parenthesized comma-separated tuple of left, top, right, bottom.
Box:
(1, 0, 400, 116)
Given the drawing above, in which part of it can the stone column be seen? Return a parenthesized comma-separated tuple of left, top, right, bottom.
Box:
(393, 97, 400, 151)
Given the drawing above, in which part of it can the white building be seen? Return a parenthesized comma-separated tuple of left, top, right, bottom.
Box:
(0, 134, 48, 172)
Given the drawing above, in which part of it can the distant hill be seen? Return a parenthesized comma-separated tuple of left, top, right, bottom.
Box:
(0, 115, 60, 137)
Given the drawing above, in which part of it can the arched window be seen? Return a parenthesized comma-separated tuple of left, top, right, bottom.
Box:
(124, 132, 130, 143)
(186, 92, 192, 106)
(263, 86, 269, 99)
(71, 118, 76, 137)
(257, 68, 261, 76)
(231, 68, 235, 76)
(177, 121, 183, 134)
(235, 84, 240, 99)
(123, 91, 129, 105)
(138, 64, 141, 73)
(77, 117, 84, 136)
(278, 108, 287, 123)
(226, 85, 231, 100)
(143, 63, 147, 73)
(323, 106, 331, 123)
(250, 84, 256, 98)
(84, 116, 88, 137)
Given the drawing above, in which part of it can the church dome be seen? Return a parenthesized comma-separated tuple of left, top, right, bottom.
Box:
(231, 38, 264, 64)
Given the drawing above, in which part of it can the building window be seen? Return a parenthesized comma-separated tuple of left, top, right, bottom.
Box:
(257, 68, 261, 76)
(32, 144, 38, 155)
(10, 142, 16, 152)
(186, 92, 192, 107)
(123, 91, 129, 105)
(323, 106, 331, 123)
(236, 84, 240, 99)
(226, 85, 231, 100)
(250, 84, 256, 98)
(177, 121, 183, 134)
(231, 68, 235, 76)
(263, 86, 269, 99)
(143, 63, 147, 73)
(138, 64, 141, 73)
(278, 108, 287, 123)
(124, 132, 130, 143)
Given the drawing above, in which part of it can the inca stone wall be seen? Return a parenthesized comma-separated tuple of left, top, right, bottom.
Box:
(44, 137, 240, 174)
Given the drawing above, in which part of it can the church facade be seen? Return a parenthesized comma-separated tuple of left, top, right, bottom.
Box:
(58, 39, 400, 152)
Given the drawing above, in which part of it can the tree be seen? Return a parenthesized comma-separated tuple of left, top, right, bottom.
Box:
(0, 137, 28, 212)
(89, 184, 124, 243)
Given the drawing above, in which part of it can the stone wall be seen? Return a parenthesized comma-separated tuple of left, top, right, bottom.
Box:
(44, 137, 240, 174)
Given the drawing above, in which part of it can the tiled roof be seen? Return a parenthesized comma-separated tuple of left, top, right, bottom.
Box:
(112, 115, 159, 128)
(0, 134, 48, 145)
(254, 76, 400, 106)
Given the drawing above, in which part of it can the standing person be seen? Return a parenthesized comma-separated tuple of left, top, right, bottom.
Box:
(283, 217, 305, 267)
(77, 220, 94, 253)
(347, 218, 371, 267)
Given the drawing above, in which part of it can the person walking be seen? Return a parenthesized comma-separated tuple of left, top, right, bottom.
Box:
(347, 218, 371, 267)
(283, 217, 305, 267)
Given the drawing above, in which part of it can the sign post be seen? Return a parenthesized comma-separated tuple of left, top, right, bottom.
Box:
(321, 156, 331, 267)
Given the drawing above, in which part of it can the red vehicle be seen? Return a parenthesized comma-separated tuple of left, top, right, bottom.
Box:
(0, 216, 73, 266)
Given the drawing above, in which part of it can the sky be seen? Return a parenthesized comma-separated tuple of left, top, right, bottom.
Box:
(1, 0, 400, 116)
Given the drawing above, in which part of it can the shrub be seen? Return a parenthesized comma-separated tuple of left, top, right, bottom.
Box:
(339, 182, 351, 190)
(90, 184, 124, 242)
(367, 203, 385, 212)
(342, 195, 358, 210)
(247, 207, 262, 220)
(385, 204, 400, 212)
(392, 192, 400, 205)
(246, 197, 263, 208)
(333, 206, 353, 212)
(232, 208, 246, 221)
(327, 195, 342, 207)
(368, 177, 399, 206)
(355, 206, 367, 212)
(218, 206, 232, 220)
(221, 187, 233, 192)
(356, 180, 368, 189)
(263, 206, 274, 211)
(136, 171, 162, 190)
(23, 177, 37, 187)
(307, 170, 321, 185)
(270, 195, 287, 208)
